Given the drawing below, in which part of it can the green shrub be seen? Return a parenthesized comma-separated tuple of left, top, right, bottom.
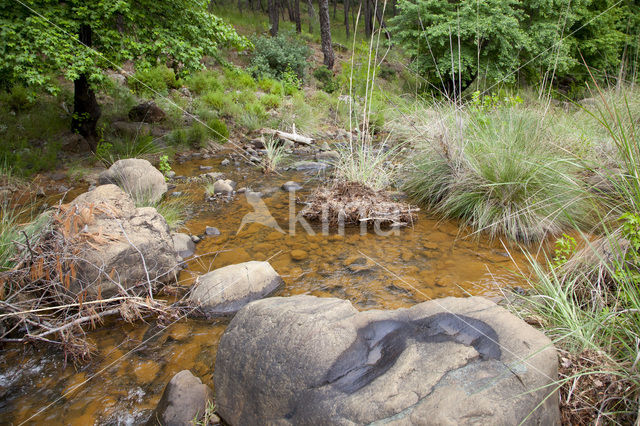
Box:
(258, 78, 285, 96)
(246, 101, 267, 119)
(129, 64, 181, 95)
(95, 133, 159, 166)
(207, 117, 229, 142)
(202, 90, 226, 110)
(225, 68, 257, 90)
(313, 66, 339, 93)
(186, 70, 222, 95)
(187, 123, 209, 148)
(1, 86, 35, 112)
(249, 33, 310, 81)
(260, 93, 282, 110)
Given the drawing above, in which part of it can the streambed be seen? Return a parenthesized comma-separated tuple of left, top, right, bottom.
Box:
(1, 150, 533, 424)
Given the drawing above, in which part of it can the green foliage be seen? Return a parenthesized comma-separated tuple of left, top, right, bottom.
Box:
(390, 0, 639, 89)
(258, 78, 285, 96)
(260, 93, 282, 110)
(0, 86, 36, 112)
(206, 117, 229, 142)
(129, 65, 181, 95)
(201, 90, 226, 110)
(553, 233, 577, 268)
(249, 33, 310, 81)
(225, 68, 257, 90)
(157, 154, 172, 179)
(281, 67, 302, 95)
(1, 1, 249, 92)
(95, 133, 159, 165)
(262, 136, 289, 173)
(313, 66, 339, 94)
(186, 70, 222, 95)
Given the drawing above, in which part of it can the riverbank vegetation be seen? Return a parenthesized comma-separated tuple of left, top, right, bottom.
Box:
(2, 0, 640, 423)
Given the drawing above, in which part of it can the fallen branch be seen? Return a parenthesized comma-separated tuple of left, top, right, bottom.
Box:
(261, 128, 314, 145)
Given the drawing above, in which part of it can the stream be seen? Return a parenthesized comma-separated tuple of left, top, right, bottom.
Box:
(0, 148, 533, 424)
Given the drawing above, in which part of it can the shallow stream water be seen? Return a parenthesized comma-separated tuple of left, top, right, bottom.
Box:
(1, 150, 534, 424)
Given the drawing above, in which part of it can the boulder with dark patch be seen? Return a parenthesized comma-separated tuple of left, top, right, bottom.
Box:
(129, 101, 166, 123)
(214, 295, 560, 425)
(189, 261, 283, 316)
(99, 158, 167, 204)
(70, 185, 178, 298)
(146, 370, 213, 426)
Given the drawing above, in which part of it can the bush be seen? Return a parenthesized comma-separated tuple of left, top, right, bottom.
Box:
(1, 86, 35, 112)
(129, 64, 181, 95)
(249, 33, 310, 81)
(167, 124, 209, 149)
(186, 70, 222, 95)
(260, 93, 282, 110)
(225, 69, 257, 90)
(202, 90, 226, 110)
(207, 117, 229, 142)
(258, 78, 285, 96)
(313, 66, 339, 94)
(404, 107, 587, 243)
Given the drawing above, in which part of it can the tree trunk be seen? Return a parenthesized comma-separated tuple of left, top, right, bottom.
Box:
(305, 0, 315, 33)
(71, 24, 101, 153)
(344, 0, 349, 38)
(318, 0, 334, 69)
(333, 0, 337, 19)
(268, 0, 279, 36)
(294, 0, 301, 32)
(363, 0, 371, 38)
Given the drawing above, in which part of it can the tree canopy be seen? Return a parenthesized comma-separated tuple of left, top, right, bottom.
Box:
(0, 0, 250, 92)
(389, 0, 639, 93)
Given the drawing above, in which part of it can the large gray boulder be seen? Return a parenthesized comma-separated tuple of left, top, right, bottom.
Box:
(189, 261, 283, 316)
(215, 295, 560, 425)
(172, 232, 195, 259)
(70, 185, 178, 297)
(146, 370, 213, 426)
(99, 158, 167, 204)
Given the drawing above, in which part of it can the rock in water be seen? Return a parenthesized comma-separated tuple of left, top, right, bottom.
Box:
(172, 233, 195, 259)
(281, 181, 303, 192)
(189, 261, 283, 316)
(214, 295, 560, 425)
(99, 158, 167, 204)
(146, 370, 212, 426)
(205, 226, 221, 236)
(70, 185, 178, 297)
(129, 101, 166, 123)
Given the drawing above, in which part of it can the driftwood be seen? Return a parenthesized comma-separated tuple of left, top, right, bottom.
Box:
(261, 128, 314, 145)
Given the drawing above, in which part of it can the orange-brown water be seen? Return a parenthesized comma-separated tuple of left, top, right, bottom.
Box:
(1, 152, 535, 424)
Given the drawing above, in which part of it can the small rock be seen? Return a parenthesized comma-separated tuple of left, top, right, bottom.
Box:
(237, 187, 246, 193)
(171, 191, 183, 197)
(319, 141, 331, 151)
(315, 150, 340, 163)
(282, 181, 303, 192)
(290, 249, 308, 261)
(221, 159, 230, 166)
(291, 161, 328, 172)
(249, 156, 261, 163)
(249, 137, 265, 149)
(172, 233, 196, 259)
(205, 226, 221, 236)
(166, 171, 176, 179)
(199, 165, 213, 171)
(189, 261, 284, 316)
(191, 235, 201, 243)
(212, 179, 234, 194)
(145, 370, 212, 426)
